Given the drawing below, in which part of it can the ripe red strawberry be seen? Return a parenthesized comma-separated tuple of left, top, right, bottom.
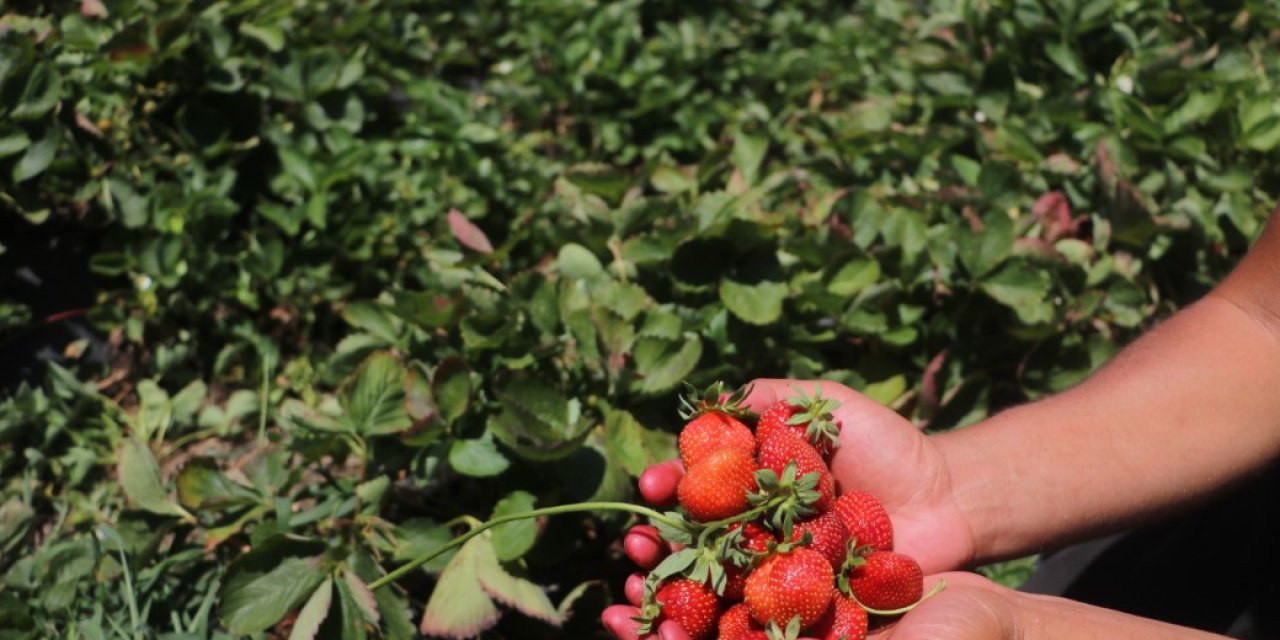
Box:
(831, 492, 893, 551)
(754, 390, 841, 458)
(792, 511, 850, 571)
(719, 522, 777, 599)
(727, 522, 777, 554)
(754, 401, 800, 448)
(679, 448, 758, 522)
(847, 551, 923, 611)
(743, 547, 834, 630)
(756, 429, 835, 512)
(810, 594, 869, 640)
(656, 578, 721, 640)
(721, 563, 748, 601)
(717, 603, 761, 640)
(681, 412, 755, 469)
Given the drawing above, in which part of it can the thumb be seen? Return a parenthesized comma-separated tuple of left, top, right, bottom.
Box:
(870, 574, 1013, 640)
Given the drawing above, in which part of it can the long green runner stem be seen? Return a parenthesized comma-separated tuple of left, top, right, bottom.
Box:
(369, 502, 683, 591)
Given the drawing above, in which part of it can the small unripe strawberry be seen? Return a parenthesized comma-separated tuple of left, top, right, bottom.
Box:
(678, 448, 758, 522)
(832, 492, 893, 551)
(847, 551, 923, 611)
(744, 547, 834, 630)
(656, 578, 721, 640)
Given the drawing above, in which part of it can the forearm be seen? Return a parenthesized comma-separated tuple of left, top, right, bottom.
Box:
(1008, 591, 1228, 640)
(936, 218, 1280, 564)
(938, 295, 1280, 563)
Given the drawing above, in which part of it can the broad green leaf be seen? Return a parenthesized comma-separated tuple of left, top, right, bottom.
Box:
(176, 458, 259, 511)
(419, 535, 501, 638)
(863, 375, 907, 406)
(134, 379, 172, 443)
(334, 571, 370, 640)
(0, 131, 30, 158)
(288, 578, 332, 640)
(0, 500, 34, 555)
(219, 536, 327, 635)
(563, 164, 632, 204)
(473, 535, 562, 626)
(651, 166, 694, 193)
(344, 353, 411, 435)
(433, 358, 471, 424)
(240, 22, 285, 52)
(342, 569, 380, 625)
(980, 264, 1055, 325)
(391, 518, 457, 572)
(1044, 42, 1086, 82)
(632, 334, 702, 395)
(11, 130, 57, 183)
(448, 436, 510, 477)
(558, 244, 604, 280)
(342, 302, 401, 345)
(1243, 115, 1280, 152)
(118, 438, 192, 520)
(959, 212, 1014, 278)
(603, 407, 676, 477)
(489, 380, 591, 461)
(8, 63, 61, 120)
(719, 279, 787, 325)
(732, 129, 768, 185)
(489, 491, 538, 562)
(827, 259, 881, 297)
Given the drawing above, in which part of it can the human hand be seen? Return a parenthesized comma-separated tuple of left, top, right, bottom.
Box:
(868, 572, 1014, 640)
(629, 379, 975, 575)
(605, 378, 978, 639)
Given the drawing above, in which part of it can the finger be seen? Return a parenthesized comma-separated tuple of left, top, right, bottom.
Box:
(601, 604, 643, 640)
(625, 572, 647, 606)
(657, 620, 692, 640)
(624, 525, 671, 570)
(639, 460, 683, 507)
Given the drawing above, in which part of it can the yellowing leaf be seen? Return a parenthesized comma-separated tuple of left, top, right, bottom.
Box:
(419, 536, 501, 638)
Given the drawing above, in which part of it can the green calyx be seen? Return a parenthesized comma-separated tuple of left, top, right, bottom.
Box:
(749, 461, 822, 539)
(678, 380, 754, 421)
(786, 384, 841, 452)
(764, 617, 803, 640)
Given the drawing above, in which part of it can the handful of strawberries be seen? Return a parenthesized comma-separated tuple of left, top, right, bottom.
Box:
(620, 383, 937, 640)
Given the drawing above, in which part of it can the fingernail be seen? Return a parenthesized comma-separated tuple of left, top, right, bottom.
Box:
(639, 461, 683, 507)
(601, 604, 643, 640)
(625, 572, 646, 606)
(624, 525, 669, 570)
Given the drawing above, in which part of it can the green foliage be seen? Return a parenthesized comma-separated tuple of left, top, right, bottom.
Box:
(3, 0, 1279, 636)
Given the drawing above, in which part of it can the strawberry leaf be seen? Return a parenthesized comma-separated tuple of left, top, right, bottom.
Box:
(418, 535, 501, 638)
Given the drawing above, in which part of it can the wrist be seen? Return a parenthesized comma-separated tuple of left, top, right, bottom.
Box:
(931, 414, 1020, 567)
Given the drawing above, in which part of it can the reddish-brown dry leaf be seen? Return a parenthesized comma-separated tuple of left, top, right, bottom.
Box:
(448, 209, 494, 254)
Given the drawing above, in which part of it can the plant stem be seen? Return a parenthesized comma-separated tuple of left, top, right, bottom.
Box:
(695, 496, 784, 549)
(369, 502, 685, 591)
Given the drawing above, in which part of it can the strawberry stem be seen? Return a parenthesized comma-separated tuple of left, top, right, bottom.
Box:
(368, 502, 687, 591)
(694, 496, 785, 549)
(854, 579, 947, 616)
